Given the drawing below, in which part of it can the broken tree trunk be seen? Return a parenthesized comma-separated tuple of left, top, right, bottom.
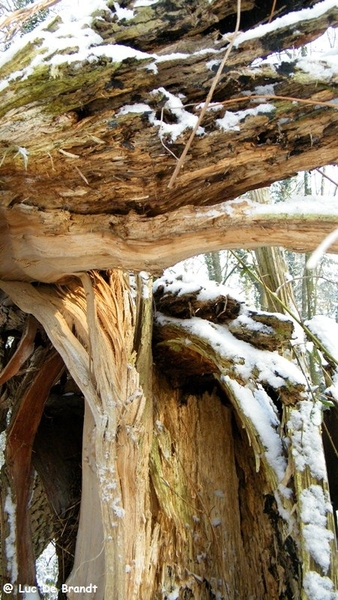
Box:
(0, 271, 153, 599)
(0, 271, 336, 599)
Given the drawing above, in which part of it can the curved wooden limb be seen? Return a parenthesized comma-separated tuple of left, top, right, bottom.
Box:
(5, 350, 64, 585)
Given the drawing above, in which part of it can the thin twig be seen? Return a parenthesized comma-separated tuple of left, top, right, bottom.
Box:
(74, 164, 90, 185)
(202, 94, 338, 111)
(315, 168, 338, 189)
(164, 94, 338, 116)
(268, 0, 277, 23)
(167, 0, 242, 189)
(275, 273, 338, 295)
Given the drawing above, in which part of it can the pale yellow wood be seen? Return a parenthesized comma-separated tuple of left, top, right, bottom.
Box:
(1, 201, 338, 282)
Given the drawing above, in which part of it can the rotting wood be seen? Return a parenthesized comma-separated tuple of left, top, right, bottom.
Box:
(154, 278, 294, 349)
(0, 1, 338, 279)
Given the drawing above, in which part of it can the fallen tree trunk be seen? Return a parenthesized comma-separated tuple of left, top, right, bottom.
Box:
(1, 1, 338, 282)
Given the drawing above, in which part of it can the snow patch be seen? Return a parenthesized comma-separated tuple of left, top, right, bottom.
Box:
(288, 400, 327, 480)
(113, 1, 135, 20)
(153, 272, 243, 303)
(232, 313, 274, 334)
(305, 315, 338, 363)
(0, 0, 151, 86)
(274, 488, 296, 533)
(246, 195, 338, 218)
(112, 498, 125, 519)
(304, 571, 338, 600)
(4, 491, 18, 581)
(149, 87, 205, 141)
(206, 58, 221, 70)
(0, 430, 6, 468)
(301, 485, 334, 573)
(118, 103, 152, 115)
(216, 104, 275, 132)
(297, 54, 338, 82)
(155, 52, 190, 63)
(253, 84, 276, 97)
(224, 378, 287, 481)
(134, 0, 159, 5)
(167, 588, 179, 600)
(234, 0, 338, 48)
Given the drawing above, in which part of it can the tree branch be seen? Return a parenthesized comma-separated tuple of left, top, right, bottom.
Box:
(1, 199, 338, 281)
